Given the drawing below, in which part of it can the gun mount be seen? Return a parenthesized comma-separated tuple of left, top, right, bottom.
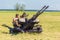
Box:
(21, 6, 49, 31)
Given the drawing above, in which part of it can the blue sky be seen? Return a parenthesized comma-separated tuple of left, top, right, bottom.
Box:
(0, 0, 60, 10)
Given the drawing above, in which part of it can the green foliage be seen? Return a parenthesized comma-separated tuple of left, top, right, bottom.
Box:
(20, 4, 25, 11)
(15, 3, 26, 12)
(15, 3, 20, 11)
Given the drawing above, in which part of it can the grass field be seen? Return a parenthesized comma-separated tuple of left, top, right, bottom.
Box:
(0, 11, 60, 40)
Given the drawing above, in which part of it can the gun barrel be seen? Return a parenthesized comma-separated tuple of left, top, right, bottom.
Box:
(28, 6, 49, 22)
(22, 6, 49, 30)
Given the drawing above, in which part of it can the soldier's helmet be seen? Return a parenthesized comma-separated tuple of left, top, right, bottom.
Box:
(20, 12, 28, 18)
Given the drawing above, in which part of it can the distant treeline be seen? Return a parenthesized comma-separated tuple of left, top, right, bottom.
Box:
(0, 9, 60, 12)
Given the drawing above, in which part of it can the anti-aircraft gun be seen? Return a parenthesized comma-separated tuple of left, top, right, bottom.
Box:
(2, 5, 49, 33)
(19, 5, 49, 33)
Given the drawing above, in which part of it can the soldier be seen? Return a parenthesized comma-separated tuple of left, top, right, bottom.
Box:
(19, 12, 28, 22)
(18, 12, 28, 31)
(13, 14, 20, 27)
(12, 14, 24, 33)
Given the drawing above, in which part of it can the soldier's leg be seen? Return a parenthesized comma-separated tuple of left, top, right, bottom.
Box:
(9, 28, 14, 34)
(13, 27, 24, 33)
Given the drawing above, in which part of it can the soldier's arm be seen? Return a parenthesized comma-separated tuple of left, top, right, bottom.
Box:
(15, 21, 21, 27)
(13, 18, 20, 27)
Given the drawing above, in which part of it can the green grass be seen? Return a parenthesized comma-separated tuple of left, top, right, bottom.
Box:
(0, 11, 60, 40)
